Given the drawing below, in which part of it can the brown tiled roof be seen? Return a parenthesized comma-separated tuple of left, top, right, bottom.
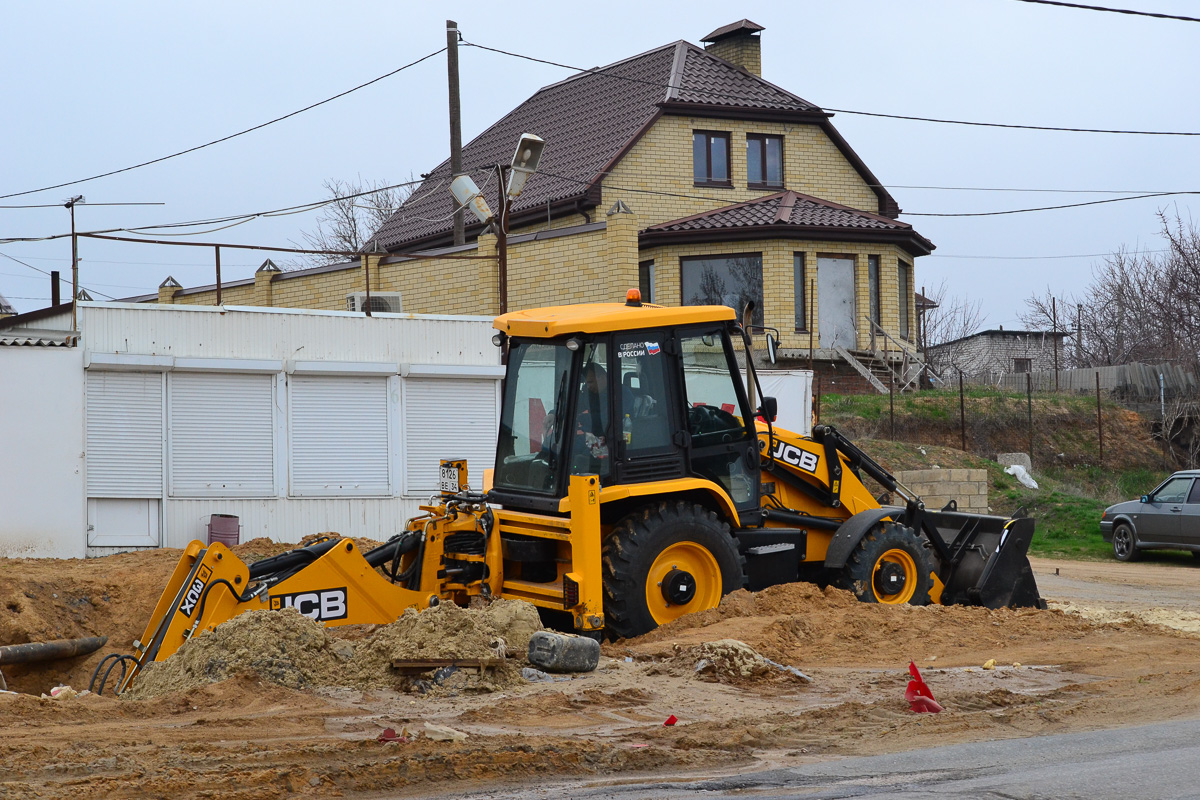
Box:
(367, 37, 897, 253)
(640, 191, 934, 256)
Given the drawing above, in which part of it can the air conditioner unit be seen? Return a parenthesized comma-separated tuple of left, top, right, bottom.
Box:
(347, 292, 403, 314)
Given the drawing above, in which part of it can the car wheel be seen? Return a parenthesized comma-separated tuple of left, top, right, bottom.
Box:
(1112, 523, 1140, 562)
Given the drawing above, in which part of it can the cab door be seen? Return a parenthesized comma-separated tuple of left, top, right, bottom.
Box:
(676, 327, 760, 512)
(612, 332, 686, 484)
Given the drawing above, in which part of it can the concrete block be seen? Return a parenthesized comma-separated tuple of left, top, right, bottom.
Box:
(997, 452, 1032, 471)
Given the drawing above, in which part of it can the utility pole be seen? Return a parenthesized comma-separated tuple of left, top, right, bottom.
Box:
(447, 20, 464, 246)
(1051, 296, 1059, 392)
(65, 195, 84, 333)
(1076, 303, 1083, 365)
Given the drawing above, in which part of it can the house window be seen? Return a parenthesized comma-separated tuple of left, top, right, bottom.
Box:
(793, 253, 807, 331)
(693, 131, 731, 186)
(638, 259, 655, 303)
(681, 253, 763, 325)
(868, 255, 881, 328)
(747, 134, 783, 188)
(898, 260, 911, 339)
(1013, 358, 1032, 374)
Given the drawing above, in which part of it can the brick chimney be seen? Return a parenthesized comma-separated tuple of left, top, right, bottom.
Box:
(701, 20, 764, 76)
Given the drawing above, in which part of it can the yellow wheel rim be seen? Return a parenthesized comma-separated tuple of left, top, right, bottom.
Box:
(645, 542, 723, 625)
(872, 548, 918, 604)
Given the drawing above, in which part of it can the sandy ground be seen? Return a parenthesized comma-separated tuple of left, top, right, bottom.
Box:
(4, 545, 1200, 799)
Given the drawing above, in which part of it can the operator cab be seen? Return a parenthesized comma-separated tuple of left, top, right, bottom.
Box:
(491, 315, 762, 515)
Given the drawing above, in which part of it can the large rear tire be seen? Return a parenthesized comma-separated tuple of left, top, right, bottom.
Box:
(843, 524, 935, 606)
(603, 501, 745, 640)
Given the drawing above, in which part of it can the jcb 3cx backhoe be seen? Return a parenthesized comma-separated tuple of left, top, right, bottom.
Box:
(115, 292, 1043, 693)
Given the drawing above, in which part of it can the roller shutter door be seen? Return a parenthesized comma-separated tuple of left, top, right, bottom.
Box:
(169, 372, 275, 496)
(289, 375, 391, 496)
(85, 371, 163, 498)
(403, 377, 498, 495)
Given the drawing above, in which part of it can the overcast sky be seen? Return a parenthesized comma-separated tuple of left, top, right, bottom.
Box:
(2, 1, 1197, 326)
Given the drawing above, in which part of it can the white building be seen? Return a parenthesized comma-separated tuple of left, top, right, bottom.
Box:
(0, 302, 502, 558)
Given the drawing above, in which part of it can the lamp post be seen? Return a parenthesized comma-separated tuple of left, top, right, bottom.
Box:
(449, 134, 544, 315)
(64, 195, 84, 332)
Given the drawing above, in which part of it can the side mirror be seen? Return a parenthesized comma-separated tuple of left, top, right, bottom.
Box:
(1140, 495, 1149, 504)
(765, 333, 778, 365)
(759, 396, 778, 422)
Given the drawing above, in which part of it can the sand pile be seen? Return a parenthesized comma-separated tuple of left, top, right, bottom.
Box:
(124, 609, 346, 699)
(648, 639, 810, 685)
(125, 599, 544, 700)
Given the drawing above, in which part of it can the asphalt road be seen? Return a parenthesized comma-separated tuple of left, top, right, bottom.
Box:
(445, 718, 1200, 800)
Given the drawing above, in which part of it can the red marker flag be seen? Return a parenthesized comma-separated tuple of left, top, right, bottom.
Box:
(905, 661, 944, 713)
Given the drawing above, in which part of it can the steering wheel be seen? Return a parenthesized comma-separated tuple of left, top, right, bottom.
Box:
(688, 404, 741, 437)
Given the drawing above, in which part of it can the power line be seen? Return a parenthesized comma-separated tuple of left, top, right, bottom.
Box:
(0, 250, 115, 299)
(904, 191, 1200, 216)
(932, 248, 1169, 260)
(0, 47, 446, 201)
(1008, 0, 1200, 22)
(463, 39, 1200, 137)
(536, 168, 1199, 218)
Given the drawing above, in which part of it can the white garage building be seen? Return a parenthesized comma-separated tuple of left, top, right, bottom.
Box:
(0, 302, 502, 558)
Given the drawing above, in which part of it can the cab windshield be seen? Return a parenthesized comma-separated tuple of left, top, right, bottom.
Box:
(494, 340, 574, 495)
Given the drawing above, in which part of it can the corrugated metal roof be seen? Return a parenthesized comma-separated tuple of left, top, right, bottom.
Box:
(0, 328, 77, 346)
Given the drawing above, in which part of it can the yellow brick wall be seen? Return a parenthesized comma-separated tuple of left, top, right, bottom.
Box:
(640, 239, 915, 351)
(598, 115, 879, 230)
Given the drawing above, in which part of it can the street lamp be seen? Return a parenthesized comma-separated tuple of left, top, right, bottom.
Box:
(449, 133, 544, 314)
(64, 195, 84, 332)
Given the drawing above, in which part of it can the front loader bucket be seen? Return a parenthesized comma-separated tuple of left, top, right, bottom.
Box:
(928, 513, 1046, 609)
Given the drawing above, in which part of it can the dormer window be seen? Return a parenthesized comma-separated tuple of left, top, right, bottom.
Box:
(747, 134, 783, 188)
(693, 131, 731, 186)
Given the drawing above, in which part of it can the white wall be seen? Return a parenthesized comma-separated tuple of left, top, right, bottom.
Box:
(0, 347, 85, 558)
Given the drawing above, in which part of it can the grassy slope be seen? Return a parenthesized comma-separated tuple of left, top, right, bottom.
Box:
(816, 390, 1170, 561)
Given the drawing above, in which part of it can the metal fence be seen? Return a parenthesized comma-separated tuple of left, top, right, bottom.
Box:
(961, 362, 1196, 399)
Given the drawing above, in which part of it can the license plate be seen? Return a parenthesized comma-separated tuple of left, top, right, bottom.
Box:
(441, 462, 458, 494)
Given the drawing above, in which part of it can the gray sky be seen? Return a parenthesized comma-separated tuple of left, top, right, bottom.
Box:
(2, 1, 1197, 327)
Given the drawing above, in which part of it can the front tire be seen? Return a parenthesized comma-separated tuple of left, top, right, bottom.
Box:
(1112, 523, 1140, 562)
(843, 524, 935, 605)
(602, 501, 745, 639)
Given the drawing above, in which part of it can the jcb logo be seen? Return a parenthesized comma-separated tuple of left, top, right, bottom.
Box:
(770, 440, 820, 474)
(270, 588, 349, 622)
(176, 565, 212, 619)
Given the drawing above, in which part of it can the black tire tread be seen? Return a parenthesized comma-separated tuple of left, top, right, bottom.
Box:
(602, 500, 746, 640)
(843, 524, 935, 606)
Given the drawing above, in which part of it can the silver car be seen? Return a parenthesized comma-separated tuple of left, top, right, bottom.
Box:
(1100, 470, 1200, 561)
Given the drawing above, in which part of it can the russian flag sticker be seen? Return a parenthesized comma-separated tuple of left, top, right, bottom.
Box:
(646, 341, 661, 355)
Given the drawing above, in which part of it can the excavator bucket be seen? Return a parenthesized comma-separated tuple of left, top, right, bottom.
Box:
(927, 512, 1046, 609)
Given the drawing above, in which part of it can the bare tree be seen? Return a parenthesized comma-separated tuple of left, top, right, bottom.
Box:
(1019, 212, 1200, 376)
(289, 177, 410, 268)
(921, 280, 984, 372)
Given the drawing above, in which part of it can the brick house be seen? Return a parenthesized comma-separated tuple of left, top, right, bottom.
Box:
(146, 20, 934, 392)
(927, 328, 1071, 377)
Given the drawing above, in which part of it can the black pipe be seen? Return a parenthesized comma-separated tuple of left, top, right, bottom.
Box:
(762, 507, 843, 531)
(0, 635, 108, 665)
(363, 532, 421, 569)
(247, 536, 344, 580)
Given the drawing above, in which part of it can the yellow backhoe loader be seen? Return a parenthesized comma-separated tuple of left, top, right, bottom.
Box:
(111, 292, 1043, 693)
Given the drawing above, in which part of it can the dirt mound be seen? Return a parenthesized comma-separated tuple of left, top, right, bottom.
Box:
(647, 639, 810, 685)
(616, 582, 1103, 668)
(124, 609, 346, 699)
(124, 598, 544, 700)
